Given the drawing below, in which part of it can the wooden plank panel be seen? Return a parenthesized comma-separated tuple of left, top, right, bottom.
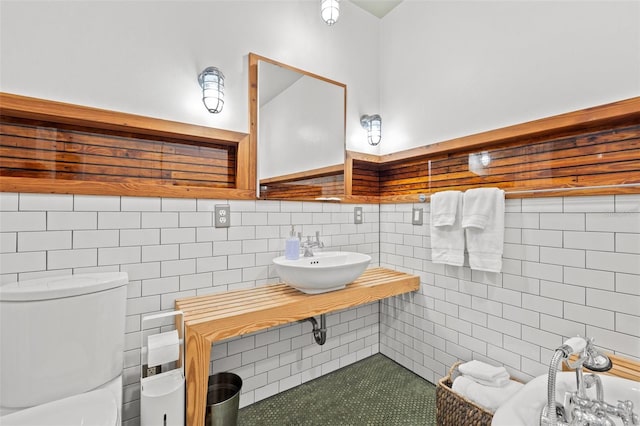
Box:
(352, 159, 380, 196)
(0, 139, 236, 170)
(0, 145, 235, 178)
(377, 157, 640, 193)
(0, 122, 236, 162)
(0, 159, 235, 186)
(370, 124, 640, 199)
(1, 119, 237, 188)
(0, 93, 253, 198)
(379, 139, 640, 183)
(0, 130, 236, 169)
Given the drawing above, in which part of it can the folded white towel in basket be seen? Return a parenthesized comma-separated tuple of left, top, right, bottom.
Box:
(452, 375, 523, 412)
(458, 359, 508, 382)
(466, 372, 510, 387)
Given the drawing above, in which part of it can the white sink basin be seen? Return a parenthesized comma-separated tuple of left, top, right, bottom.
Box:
(272, 251, 371, 294)
(492, 372, 640, 426)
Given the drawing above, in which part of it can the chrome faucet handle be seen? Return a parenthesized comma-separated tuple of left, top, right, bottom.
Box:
(301, 236, 316, 257)
(583, 373, 605, 401)
(616, 400, 639, 425)
(583, 338, 612, 372)
(572, 407, 615, 426)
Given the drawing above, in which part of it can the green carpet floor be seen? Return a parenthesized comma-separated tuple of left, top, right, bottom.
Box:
(238, 353, 437, 425)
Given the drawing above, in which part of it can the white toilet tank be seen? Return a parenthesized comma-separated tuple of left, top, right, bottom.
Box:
(0, 272, 128, 410)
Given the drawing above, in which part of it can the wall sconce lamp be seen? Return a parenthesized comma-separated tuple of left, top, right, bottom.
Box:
(198, 66, 225, 113)
(360, 114, 382, 146)
(321, 0, 340, 26)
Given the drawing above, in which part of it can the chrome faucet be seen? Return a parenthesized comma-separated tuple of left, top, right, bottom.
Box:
(301, 231, 324, 257)
(541, 336, 639, 426)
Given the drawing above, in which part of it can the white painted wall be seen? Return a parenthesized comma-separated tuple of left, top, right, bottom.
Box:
(0, 0, 380, 154)
(378, 1, 640, 154)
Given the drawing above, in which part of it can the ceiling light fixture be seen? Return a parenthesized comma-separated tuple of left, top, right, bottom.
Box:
(321, 0, 340, 26)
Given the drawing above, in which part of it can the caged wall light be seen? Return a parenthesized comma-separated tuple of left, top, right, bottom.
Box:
(198, 66, 225, 113)
(321, 0, 340, 26)
(360, 114, 382, 146)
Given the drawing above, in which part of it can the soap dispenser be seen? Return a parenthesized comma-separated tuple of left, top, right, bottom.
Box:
(285, 225, 300, 260)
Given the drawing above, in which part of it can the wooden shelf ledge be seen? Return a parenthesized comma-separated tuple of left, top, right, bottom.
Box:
(175, 267, 420, 426)
(565, 353, 640, 382)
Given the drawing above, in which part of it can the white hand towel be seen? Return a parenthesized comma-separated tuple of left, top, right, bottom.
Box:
(458, 359, 508, 381)
(452, 376, 523, 412)
(466, 371, 510, 388)
(431, 190, 460, 227)
(430, 191, 464, 266)
(462, 188, 505, 273)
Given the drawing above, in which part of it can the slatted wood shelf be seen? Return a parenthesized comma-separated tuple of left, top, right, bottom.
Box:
(175, 267, 420, 426)
(566, 353, 640, 383)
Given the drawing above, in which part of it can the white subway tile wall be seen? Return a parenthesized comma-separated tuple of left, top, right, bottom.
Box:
(0, 193, 380, 425)
(380, 195, 640, 385)
(1, 193, 639, 424)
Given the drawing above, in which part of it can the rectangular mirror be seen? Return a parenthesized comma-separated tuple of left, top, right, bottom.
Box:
(249, 53, 346, 200)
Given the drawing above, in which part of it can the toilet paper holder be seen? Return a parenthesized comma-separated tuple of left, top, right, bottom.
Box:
(140, 310, 185, 426)
(140, 310, 185, 377)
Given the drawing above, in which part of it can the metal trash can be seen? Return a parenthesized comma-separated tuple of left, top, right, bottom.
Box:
(205, 372, 243, 426)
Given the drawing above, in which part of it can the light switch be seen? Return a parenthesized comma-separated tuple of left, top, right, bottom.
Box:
(412, 207, 423, 225)
(354, 207, 363, 224)
(215, 205, 230, 228)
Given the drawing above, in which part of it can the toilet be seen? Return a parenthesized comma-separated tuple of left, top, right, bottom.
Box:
(0, 272, 128, 425)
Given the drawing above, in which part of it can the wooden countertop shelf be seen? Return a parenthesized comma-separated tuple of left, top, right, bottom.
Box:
(175, 267, 420, 426)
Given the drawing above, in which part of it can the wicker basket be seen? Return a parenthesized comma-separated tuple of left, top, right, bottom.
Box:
(436, 361, 494, 426)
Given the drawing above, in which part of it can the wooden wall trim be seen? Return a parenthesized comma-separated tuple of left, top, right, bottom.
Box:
(375, 96, 640, 164)
(0, 92, 256, 199)
(3, 93, 638, 202)
(0, 177, 256, 200)
(260, 164, 343, 185)
(0, 93, 248, 146)
(348, 96, 640, 202)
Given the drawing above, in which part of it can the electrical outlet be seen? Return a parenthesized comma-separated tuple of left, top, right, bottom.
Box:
(354, 207, 363, 224)
(143, 364, 160, 378)
(215, 204, 230, 228)
(412, 207, 423, 225)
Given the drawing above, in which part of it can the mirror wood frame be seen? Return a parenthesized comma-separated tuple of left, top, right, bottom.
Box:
(249, 53, 347, 200)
